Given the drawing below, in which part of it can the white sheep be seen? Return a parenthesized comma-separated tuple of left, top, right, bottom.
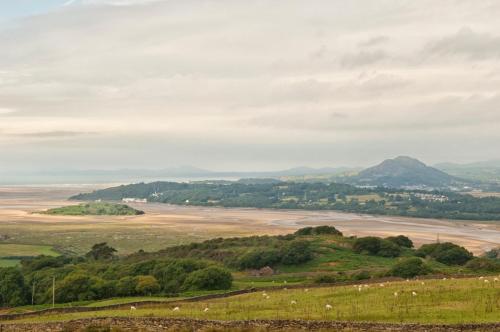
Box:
(379, 283, 385, 287)
(412, 291, 417, 296)
(172, 307, 180, 312)
(494, 277, 499, 282)
(421, 282, 425, 285)
(304, 288, 309, 292)
(290, 300, 297, 305)
(265, 295, 270, 299)
(204, 307, 209, 312)
(484, 279, 490, 283)
(394, 292, 398, 297)
(325, 304, 333, 310)
(130, 306, 137, 311)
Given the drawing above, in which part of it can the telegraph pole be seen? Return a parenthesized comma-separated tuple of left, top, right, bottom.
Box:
(31, 281, 36, 306)
(52, 277, 55, 308)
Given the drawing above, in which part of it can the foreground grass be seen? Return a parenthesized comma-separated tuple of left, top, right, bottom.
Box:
(40, 202, 144, 216)
(4, 278, 499, 324)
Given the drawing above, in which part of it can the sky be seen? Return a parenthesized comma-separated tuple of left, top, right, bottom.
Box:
(1, 0, 500, 172)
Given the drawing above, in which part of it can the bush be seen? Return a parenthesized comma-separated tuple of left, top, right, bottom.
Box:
(465, 258, 500, 272)
(351, 270, 371, 281)
(416, 242, 473, 265)
(313, 274, 337, 284)
(183, 267, 233, 291)
(386, 235, 414, 248)
(116, 276, 138, 296)
(390, 257, 431, 278)
(378, 240, 402, 258)
(238, 249, 281, 269)
(353, 237, 381, 255)
(295, 226, 342, 236)
(135, 275, 160, 295)
(281, 240, 313, 265)
(353, 237, 401, 257)
(0, 268, 29, 307)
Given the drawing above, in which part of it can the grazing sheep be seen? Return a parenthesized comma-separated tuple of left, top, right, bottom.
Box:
(291, 300, 297, 305)
(494, 278, 499, 282)
(484, 279, 490, 283)
(325, 304, 333, 310)
(173, 307, 180, 312)
(412, 291, 417, 296)
(304, 288, 309, 292)
(394, 292, 398, 297)
(204, 307, 209, 312)
(421, 282, 425, 285)
(130, 306, 137, 311)
(442, 278, 447, 281)
(479, 276, 484, 280)
(379, 283, 385, 287)
(265, 295, 270, 299)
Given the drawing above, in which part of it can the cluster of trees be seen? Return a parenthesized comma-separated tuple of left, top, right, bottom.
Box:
(352, 235, 413, 258)
(0, 243, 233, 307)
(71, 181, 500, 221)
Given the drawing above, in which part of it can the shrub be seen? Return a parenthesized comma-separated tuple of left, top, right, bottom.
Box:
(353, 237, 382, 255)
(378, 240, 402, 258)
(386, 235, 414, 248)
(465, 258, 500, 272)
(183, 267, 233, 291)
(238, 249, 281, 269)
(390, 257, 431, 278)
(135, 275, 160, 295)
(313, 274, 337, 284)
(353, 237, 401, 257)
(351, 270, 371, 281)
(416, 242, 473, 265)
(116, 276, 138, 296)
(0, 268, 29, 307)
(281, 240, 313, 265)
(295, 226, 342, 236)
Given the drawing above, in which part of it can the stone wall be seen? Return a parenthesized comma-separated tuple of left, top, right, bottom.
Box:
(1, 318, 499, 332)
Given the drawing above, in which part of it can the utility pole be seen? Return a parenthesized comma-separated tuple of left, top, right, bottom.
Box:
(31, 281, 36, 306)
(52, 277, 55, 308)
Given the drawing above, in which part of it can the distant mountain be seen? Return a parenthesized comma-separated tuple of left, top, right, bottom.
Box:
(353, 156, 461, 189)
(435, 161, 500, 184)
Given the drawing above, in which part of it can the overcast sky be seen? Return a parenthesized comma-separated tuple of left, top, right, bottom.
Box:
(1, 0, 500, 172)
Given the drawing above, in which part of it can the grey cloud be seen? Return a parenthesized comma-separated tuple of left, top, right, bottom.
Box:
(340, 50, 388, 68)
(359, 36, 389, 48)
(425, 27, 500, 60)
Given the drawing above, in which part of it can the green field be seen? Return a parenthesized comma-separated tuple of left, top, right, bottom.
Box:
(3, 278, 498, 324)
(40, 202, 144, 216)
(0, 259, 20, 267)
(0, 244, 59, 257)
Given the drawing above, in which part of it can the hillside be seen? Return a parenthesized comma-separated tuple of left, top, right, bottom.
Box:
(70, 181, 500, 221)
(41, 202, 144, 216)
(353, 156, 461, 189)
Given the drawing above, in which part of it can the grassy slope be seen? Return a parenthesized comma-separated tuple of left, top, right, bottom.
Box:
(41, 202, 144, 216)
(3, 278, 498, 324)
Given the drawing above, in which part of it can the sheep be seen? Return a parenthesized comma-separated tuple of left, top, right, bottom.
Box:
(204, 307, 209, 312)
(484, 279, 490, 283)
(172, 307, 180, 312)
(394, 292, 398, 297)
(379, 283, 385, 287)
(358, 287, 362, 292)
(265, 295, 270, 300)
(304, 288, 309, 292)
(290, 300, 297, 305)
(494, 277, 499, 282)
(325, 304, 333, 310)
(130, 306, 137, 311)
(412, 291, 417, 296)
(421, 282, 425, 285)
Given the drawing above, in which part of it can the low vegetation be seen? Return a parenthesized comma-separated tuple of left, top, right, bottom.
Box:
(71, 181, 500, 221)
(1, 226, 498, 309)
(41, 202, 144, 216)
